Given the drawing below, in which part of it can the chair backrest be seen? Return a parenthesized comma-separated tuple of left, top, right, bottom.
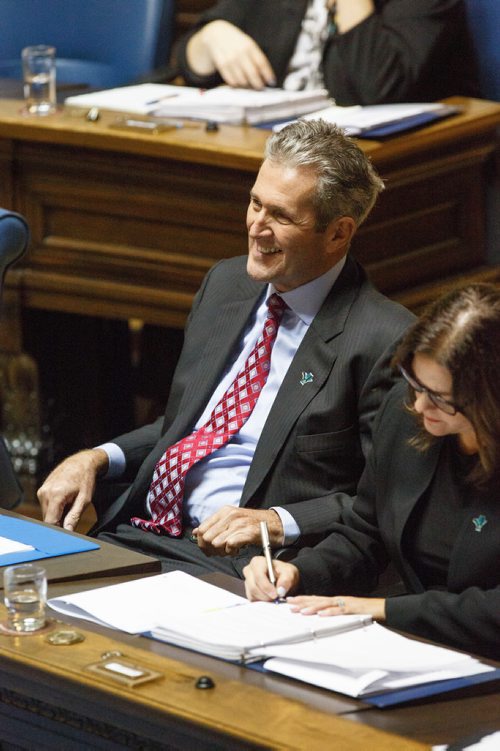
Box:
(0, 208, 29, 509)
(0, 0, 175, 89)
(0, 209, 29, 307)
(464, 0, 500, 101)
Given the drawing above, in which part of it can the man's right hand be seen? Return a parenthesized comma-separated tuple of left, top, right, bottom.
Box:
(37, 448, 109, 532)
(187, 20, 276, 89)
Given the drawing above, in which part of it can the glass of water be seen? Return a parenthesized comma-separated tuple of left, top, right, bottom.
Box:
(3, 564, 47, 632)
(21, 45, 57, 115)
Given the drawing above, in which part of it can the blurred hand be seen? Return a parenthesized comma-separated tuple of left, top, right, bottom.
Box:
(37, 448, 108, 531)
(243, 555, 300, 601)
(193, 506, 283, 556)
(187, 20, 276, 89)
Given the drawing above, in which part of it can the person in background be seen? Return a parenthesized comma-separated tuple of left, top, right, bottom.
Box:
(37, 120, 414, 578)
(244, 284, 500, 659)
(176, 0, 477, 106)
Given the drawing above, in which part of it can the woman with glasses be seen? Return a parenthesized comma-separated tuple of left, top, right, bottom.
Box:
(244, 283, 500, 659)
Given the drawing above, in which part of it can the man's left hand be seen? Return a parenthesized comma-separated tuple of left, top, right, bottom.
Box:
(193, 507, 284, 556)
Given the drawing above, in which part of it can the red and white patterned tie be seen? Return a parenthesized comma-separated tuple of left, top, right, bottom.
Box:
(131, 293, 286, 536)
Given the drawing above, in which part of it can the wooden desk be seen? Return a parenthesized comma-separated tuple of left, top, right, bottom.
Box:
(0, 605, 426, 751)
(0, 96, 499, 336)
(0, 574, 498, 750)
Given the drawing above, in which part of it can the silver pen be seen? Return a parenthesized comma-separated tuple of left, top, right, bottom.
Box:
(260, 520, 276, 586)
(260, 521, 286, 602)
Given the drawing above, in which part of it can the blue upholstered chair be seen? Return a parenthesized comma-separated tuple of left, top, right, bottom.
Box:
(0, 0, 175, 89)
(465, 0, 500, 101)
(465, 0, 500, 264)
(0, 209, 30, 509)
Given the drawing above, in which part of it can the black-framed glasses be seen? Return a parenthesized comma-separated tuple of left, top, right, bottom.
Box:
(398, 365, 462, 416)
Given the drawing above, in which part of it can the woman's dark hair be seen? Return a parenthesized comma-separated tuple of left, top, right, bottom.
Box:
(393, 283, 500, 485)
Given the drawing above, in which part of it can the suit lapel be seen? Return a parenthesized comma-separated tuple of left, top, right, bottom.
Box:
(174, 296, 262, 437)
(390, 441, 442, 591)
(241, 258, 360, 505)
(447, 487, 500, 590)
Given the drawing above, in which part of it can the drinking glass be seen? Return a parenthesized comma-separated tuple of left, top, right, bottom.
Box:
(3, 563, 47, 632)
(21, 45, 57, 115)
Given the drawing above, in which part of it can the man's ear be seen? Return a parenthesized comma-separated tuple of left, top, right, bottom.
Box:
(327, 216, 357, 253)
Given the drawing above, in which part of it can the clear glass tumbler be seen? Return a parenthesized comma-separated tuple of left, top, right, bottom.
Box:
(3, 563, 47, 632)
(21, 45, 57, 115)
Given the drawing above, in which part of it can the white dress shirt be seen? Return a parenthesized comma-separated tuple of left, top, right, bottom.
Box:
(283, 0, 330, 92)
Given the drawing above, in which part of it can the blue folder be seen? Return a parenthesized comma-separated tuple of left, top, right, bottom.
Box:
(256, 104, 461, 137)
(199, 653, 500, 709)
(0, 515, 99, 567)
(243, 657, 500, 708)
(364, 668, 500, 708)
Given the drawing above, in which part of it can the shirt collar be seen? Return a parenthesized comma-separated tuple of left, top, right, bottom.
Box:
(267, 255, 346, 325)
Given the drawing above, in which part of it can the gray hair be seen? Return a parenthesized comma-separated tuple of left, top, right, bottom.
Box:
(265, 119, 384, 230)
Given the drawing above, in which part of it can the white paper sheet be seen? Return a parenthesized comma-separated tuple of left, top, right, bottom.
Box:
(0, 535, 35, 556)
(260, 623, 492, 696)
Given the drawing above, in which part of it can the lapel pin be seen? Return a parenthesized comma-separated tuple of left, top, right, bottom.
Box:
(300, 371, 314, 386)
(472, 514, 488, 532)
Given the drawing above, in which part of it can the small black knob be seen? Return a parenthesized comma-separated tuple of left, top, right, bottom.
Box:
(195, 675, 215, 689)
(205, 120, 219, 132)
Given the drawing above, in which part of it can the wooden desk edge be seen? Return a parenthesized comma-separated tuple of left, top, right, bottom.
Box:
(0, 609, 427, 751)
(0, 96, 498, 172)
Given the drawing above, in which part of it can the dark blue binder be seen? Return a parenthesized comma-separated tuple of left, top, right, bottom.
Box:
(364, 668, 500, 708)
(356, 107, 460, 138)
(0, 515, 99, 566)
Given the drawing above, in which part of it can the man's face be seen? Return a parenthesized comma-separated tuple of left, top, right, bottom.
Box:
(246, 159, 345, 292)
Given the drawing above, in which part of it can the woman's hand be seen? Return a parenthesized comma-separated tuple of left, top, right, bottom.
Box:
(186, 21, 276, 89)
(287, 595, 386, 621)
(243, 556, 300, 601)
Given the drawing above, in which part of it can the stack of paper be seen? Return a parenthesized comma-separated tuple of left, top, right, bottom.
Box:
(259, 622, 493, 698)
(48, 571, 369, 660)
(274, 102, 461, 137)
(65, 83, 331, 125)
(47, 570, 496, 702)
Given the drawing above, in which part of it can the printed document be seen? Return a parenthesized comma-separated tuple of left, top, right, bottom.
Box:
(65, 83, 331, 125)
(48, 571, 493, 695)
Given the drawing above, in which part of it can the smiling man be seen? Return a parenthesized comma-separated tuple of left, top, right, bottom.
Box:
(38, 120, 414, 577)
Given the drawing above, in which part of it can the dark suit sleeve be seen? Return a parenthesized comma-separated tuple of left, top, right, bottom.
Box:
(175, 0, 305, 89)
(290, 390, 395, 590)
(386, 587, 500, 660)
(176, 0, 251, 88)
(324, 0, 474, 105)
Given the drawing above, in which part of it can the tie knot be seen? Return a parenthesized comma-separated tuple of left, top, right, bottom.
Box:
(267, 293, 286, 321)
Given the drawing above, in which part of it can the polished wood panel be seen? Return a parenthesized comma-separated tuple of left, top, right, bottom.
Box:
(0, 604, 427, 751)
(0, 96, 499, 335)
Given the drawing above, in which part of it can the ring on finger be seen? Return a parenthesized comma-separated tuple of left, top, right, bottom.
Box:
(335, 599, 346, 608)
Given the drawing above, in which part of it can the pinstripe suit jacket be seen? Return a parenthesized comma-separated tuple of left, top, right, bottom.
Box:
(93, 255, 414, 543)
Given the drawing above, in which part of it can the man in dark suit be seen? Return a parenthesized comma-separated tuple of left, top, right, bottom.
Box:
(38, 120, 414, 577)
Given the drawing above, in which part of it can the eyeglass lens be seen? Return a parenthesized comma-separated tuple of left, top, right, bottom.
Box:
(399, 366, 457, 415)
